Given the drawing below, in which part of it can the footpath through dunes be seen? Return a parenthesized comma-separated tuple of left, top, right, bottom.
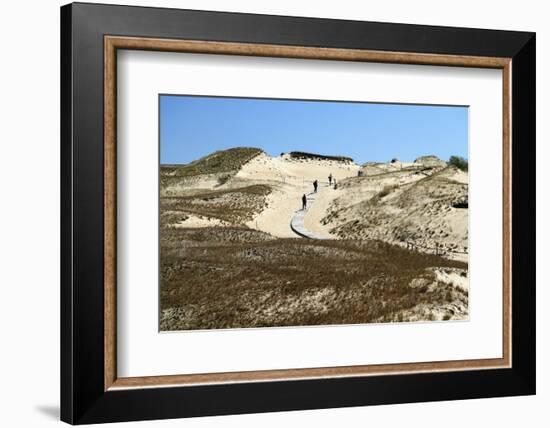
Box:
(159, 149, 471, 329)
(290, 186, 332, 239)
(234, 152, 360, 237)
(159, 148, 360, 237)
(159, 148, 468, 261)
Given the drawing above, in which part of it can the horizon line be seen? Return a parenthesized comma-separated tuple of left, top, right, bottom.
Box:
(159, 148, 467, 166)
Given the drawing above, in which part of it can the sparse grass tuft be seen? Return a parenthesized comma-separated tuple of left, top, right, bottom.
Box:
(378, 184, 398, 198)
(216, 174, 231, 186)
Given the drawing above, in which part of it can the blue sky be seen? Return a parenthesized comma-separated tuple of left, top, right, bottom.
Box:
(160, 95, 468, 165)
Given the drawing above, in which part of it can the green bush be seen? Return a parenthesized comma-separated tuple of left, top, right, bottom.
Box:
(449, 155, 468, 171)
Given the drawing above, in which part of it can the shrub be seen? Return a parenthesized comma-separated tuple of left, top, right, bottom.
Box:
(449, 155, 468, 171)
(378, 184, 398, 198)
(217, 174, 231, 186)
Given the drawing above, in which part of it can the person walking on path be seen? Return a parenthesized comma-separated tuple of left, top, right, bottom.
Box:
(328, 173, 332, 185)
(302, 193, 307, 210)
(313, 179, 318, 193)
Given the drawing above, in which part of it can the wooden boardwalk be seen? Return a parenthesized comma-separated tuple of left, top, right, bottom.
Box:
(290, 187, 331, 240)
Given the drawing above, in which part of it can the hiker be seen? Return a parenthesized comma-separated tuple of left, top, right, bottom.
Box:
(328, 173, 332, 185)
(302, 194, 307, 210)
(313, 179, 318, 193)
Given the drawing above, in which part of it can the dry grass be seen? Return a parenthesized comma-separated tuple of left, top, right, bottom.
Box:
(158, 151, 468, 331)
(161, 147, 263, 185)
(160, 227, 468, 331)
(161, 184, 271, 226)
(373, 184, 399, 202)
(323, 166, 468, 256)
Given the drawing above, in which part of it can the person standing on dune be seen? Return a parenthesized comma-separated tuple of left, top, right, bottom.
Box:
(313, 180, 318, 193)
(328, 173, 332, 185)
(302, 194, 307, 210)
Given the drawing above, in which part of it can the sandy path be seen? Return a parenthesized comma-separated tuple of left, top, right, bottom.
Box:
(303, 182, 340, 237)
(238, 153, 359, 237)
(246, 182, 309, 238)
(290, 189, 331, 239)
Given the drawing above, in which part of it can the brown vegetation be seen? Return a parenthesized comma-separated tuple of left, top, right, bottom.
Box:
(161, 184, 271, 226)
(158, 149, 469, 331)
(160, 227, 468, 331)
(323, 166, 468, 258)
(161, 147, 263, 179)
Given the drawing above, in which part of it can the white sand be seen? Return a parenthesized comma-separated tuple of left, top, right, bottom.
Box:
(173, 214, 227, 228)
(432, 268, 469, 292)
(303, 183, 340, 236)
(246, 183, 305, 237)
(236, 153, 359, 237)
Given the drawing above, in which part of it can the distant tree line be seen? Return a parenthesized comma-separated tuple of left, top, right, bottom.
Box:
(449, 155, 468, 172)
(289, 151, 354, 163)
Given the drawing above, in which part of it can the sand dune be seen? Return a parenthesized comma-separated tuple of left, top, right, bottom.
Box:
(160, 150, 468, 260)
(234, 153, 359, 237)
(159, 149, 470, 329)
(322, 165, 468, 261)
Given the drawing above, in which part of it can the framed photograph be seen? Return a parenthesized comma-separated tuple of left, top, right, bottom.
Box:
(60, 2, 535, 424)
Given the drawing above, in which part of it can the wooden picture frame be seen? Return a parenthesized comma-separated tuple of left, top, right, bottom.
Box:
(61, 2, 535, 424)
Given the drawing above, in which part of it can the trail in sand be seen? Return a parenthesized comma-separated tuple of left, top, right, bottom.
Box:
(236, 153, 359, 237)
(290, 186, 332, 239)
